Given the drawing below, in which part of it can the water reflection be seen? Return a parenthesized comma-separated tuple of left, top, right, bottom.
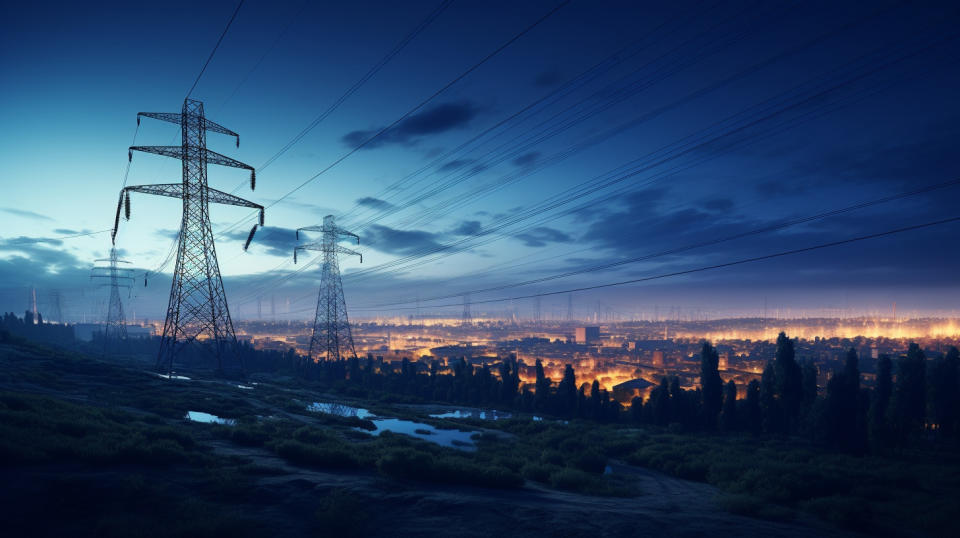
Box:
(308, 401, 478, 450)
(307, 401, 375, 419)
(366, 418, 477, 450)
(185, 411, 236, 425)
(430, 409, 512, 420)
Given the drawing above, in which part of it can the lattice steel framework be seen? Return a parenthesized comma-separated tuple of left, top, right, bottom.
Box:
(90, 247, 134, 340)
(112, 98, 264, 374)
(295, 215, 361, 361)
(461, 293, 472, 327)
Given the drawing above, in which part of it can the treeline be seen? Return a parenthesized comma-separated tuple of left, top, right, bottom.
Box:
(0, 311, 74, 347)
(291, 331, 959, 453)
(638, 333, 959, 453)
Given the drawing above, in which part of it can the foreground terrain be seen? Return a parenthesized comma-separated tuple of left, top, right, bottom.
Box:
(0, 337, 955, 536)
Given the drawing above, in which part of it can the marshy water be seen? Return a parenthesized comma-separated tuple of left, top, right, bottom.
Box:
(308, 401, 479, 450)
(185, 410, 236, 425)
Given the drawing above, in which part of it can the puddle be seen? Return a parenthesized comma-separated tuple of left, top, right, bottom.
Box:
(185, 411, 235, 425)
(155, 373, 191, 380)
(307, 401, 375, 419)
(430, 409, 513, 420)
(309, 402, 478, 450)
(365, 418, 478, 450)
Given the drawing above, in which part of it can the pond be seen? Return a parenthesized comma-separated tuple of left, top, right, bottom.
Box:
(307, 401, 375, 419)
(430, 409, 513, 420)
(364, 418, 478, 450)
(308, 401, 479, 450)
(185, 411, 236, 425)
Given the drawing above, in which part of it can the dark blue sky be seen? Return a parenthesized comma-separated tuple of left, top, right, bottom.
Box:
(1, 0, 959, 321)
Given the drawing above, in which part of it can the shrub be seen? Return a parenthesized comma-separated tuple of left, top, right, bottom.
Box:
(274, 440, 361, 469)
(550, 468, 593, 491)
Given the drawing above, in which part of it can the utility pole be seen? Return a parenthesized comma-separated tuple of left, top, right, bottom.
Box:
(295, 215, 361, 361)
(112, 98, 263, 374)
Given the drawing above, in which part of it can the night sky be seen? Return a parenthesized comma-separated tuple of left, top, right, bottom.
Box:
(1, 0, 959, 322)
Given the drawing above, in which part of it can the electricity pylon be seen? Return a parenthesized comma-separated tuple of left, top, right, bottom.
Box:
(112, 98, 264, 374)
(461, 293, 472, 327)
(90, 248, 134, 340)
(294, 215, 361, 362)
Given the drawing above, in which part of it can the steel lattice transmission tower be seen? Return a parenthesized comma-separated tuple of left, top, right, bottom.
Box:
(90, 248, 135, 340)
(112, 98, 264, 374)
(294, 215, 361, 362)
(461, 293, 473, 327)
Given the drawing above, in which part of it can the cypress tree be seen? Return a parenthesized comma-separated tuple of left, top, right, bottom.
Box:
(894, 344, 927, 438)
(760, 361, 778, 433)
(720, 380, 738, 432)
(774, 332, 803, 433)
(700, 341, 723, 430)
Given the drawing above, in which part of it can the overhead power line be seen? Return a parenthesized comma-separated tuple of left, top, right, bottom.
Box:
(371, 177, 960, 306)
(352, 215, 960, 311)
(186, 0, 246, 98)
(220, 0, 570, 234)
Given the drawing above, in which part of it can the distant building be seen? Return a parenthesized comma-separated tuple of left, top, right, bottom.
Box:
(574, 326, 600, 344)
(719, 352, 729, 370)
(612, 378, 655, 402)
(652, 350, 664, 368)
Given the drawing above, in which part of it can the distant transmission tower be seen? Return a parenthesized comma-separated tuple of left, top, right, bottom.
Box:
(534, 296, 542, 326)
(112, 98, 264, 374)
(90, 248, 134, 340)
(461, 293, 473, 327)
(295, 215, 362, 361)
(48, 291, 63, 324)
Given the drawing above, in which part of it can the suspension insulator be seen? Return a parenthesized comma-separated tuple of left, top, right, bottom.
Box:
(136, 116, 140, 126)
(243, 224, 258, 251)
(294, 249, 298, 264)
(259, 209, 265, 227)
(128, 150, 132, 162)
(236, 136, 240, 148)
(124, 192, 131, 220)
(296, 229, 299, 241)
(250, 170, 256, 191)
(144, 273, 148, 287)
(359, 253, 363, 264)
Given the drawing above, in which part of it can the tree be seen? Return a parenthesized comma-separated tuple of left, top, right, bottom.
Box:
(534, 359, 551, 412)
(774, 332, 803, 433)
(744, 379, 762, 434)
(700, 341, 723, 430)
(720, 380, 738, 432)
(894, 343, 927, 438)
(869, 354, 893, 447)
(930, 346, 959, 438)
(556, 364, 578, 418)
(760, 361, 778, 433)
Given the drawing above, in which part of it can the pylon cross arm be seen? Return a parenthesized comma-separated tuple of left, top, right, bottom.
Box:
(137, 112, 238, 139)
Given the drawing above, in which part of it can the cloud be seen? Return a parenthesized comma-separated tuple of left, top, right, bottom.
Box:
(0, 207, 53, 221)
(361, 224, 444, 256)
(222, 226, 298, 258)
(512, 151, 540, 168)
(355, 197, 394, 211)
(451, 220, 482, 236)
(514, 227, 572, 247)
(342, 101, 480, 149)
